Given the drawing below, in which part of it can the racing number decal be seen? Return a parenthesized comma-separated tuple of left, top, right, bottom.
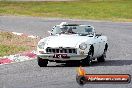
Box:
(54, 54, 62, 58)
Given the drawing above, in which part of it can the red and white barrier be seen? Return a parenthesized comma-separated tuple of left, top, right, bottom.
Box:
(12, 32, 39, 39)
(0, 51, 37, 65)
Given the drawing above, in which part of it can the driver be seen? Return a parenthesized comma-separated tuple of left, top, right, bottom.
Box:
(60, 26, 68, 33)
(68, 27, 76, 34)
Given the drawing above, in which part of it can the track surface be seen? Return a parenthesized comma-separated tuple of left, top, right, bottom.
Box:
(0, 16, 132, 88)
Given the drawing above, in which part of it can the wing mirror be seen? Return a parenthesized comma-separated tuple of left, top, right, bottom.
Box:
(95, 34, 102, 38)
(48, 31, 53, 35)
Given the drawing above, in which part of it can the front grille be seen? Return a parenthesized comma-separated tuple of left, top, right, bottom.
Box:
(46, 47, 77, 54)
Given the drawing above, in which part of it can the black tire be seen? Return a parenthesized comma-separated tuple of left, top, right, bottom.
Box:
(97, 55, 105, 62)
(82, 48, 93, 66)
(37, 57, 48, 67)
(82, 54, 92, 66)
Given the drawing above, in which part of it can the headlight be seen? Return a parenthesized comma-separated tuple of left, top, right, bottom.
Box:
(38, 42, 45, 49)
(79, 43, 87, 50)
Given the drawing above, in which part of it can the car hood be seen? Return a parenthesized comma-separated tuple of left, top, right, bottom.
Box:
(44, 34, 90, 48)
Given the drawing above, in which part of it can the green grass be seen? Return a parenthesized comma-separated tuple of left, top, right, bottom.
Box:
(0, 0, 132, 21)
(0, 45, 27, 56)
(0, 31, 38, 57)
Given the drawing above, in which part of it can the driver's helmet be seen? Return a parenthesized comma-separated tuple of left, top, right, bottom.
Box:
(60, 26, 68, 33)
(68, 27, 74, 33)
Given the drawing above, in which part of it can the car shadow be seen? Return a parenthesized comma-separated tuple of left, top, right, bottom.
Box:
(48, 63, 82, 67)
(47, 59, 132, 67)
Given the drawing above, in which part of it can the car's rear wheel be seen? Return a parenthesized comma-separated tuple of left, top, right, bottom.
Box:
(37, 57, 48, 67)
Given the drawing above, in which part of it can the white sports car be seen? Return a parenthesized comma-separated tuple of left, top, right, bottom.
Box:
(37, 22, 108, 67)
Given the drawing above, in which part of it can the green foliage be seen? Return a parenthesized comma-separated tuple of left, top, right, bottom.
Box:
(0, 44, 27, 56)
(0, 31, 38, 57)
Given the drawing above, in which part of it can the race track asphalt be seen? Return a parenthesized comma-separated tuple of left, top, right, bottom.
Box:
(0, 16, 132, 88)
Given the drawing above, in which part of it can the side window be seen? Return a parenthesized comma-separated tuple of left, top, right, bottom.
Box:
(85, 27, 95, 36)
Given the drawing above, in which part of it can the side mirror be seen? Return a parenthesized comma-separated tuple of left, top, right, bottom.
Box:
(95, 34, 102, 38)
(48, 31, 52, 35)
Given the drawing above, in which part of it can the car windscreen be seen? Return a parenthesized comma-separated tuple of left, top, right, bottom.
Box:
(51, 25, 94, 35)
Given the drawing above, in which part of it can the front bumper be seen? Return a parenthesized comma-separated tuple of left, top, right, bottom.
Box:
(37, 53, 87, 61)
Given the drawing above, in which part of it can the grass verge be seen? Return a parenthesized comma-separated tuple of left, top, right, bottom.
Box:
(0, 31, 39, 57)
(0, 0, 132, 21)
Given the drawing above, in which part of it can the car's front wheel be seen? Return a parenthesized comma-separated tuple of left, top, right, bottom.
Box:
(82, 46, 93, 66)
(82, 52, 92, 66)
(37, 57, 48, 67)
